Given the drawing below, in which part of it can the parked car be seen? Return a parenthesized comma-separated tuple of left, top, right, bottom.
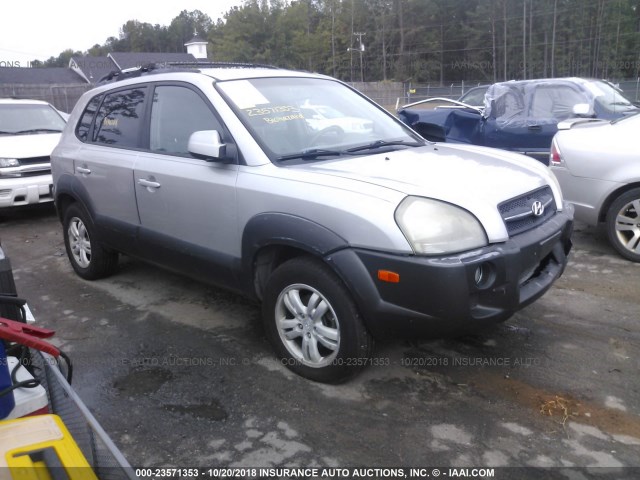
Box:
(398, 78, 638, 164)
(0, 99, 66, 208)
(550, 113, 640, 262)
(51, 64, 573, 383)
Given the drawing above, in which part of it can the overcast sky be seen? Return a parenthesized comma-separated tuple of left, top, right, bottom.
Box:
(1, 0, 244, 66)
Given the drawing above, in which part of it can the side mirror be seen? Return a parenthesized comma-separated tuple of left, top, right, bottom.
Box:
(188, 130, 227, 161)
(572, 103, 593, 117)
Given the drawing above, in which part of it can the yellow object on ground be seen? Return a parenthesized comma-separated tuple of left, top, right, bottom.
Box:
(0, 414, 98, 479)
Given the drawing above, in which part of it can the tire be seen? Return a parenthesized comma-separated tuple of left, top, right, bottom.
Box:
(63, 203, 119, 279)
(262, 256, 374, 383)
(605, 188, 640, 263)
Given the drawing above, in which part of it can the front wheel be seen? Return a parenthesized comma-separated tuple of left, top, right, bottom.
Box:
(262, 257, 373, 383)
(605, 188, 640, 263)
(63, 203, 119, 279)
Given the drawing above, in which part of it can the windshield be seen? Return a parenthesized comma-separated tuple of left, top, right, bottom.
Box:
(459, 87, 488, 106)
(587, 80, 638, 114)
(217, 77, 423, 161)
(0, 104, 67, 136)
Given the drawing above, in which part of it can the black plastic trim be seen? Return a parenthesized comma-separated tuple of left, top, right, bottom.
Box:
(326, 206, 574, 339)
(240, 213, 349, 293)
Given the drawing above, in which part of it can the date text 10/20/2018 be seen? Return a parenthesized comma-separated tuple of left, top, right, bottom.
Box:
(135, 467, 496, 478)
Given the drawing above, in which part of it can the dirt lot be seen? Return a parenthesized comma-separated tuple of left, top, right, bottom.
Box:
(1, 204, 638, 478)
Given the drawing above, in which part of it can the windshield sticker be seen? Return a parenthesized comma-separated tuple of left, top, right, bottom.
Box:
(244, 105, 304, 124)
(262, 113, 305, 124)
(245, 105, 300, 117)
(222, 80, 269, 109)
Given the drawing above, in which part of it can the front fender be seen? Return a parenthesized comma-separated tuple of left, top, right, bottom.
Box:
(240, 212, 349, 295)
(242, 212, 348, 261)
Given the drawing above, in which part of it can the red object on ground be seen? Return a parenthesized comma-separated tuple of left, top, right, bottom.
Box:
(0, 317, 59, 357)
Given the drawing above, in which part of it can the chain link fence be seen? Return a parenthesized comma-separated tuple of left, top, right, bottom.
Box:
(3, 78, 638, 115)
(0, 84, 92, 113)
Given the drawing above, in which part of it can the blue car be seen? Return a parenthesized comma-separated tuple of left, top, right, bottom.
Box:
(397, 78, 638, 164)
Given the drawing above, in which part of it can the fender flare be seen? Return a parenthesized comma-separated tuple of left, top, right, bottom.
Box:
(54, 173, 96, 221)
(240, 213, 349, 293)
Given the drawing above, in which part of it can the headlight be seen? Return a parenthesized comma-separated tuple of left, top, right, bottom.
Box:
(0, 158, 19, 168)
(395, 196, 488, 255)
(0, 158, 21, 177)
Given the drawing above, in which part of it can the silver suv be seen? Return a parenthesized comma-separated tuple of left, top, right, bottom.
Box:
(51, 64, 573, 383)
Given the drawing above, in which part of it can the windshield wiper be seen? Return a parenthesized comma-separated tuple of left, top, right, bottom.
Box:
(277, 148, 346, 161)
(346, 139, 425, 153)
(14, 128, 63, 134)
(277, 140, 426, 161)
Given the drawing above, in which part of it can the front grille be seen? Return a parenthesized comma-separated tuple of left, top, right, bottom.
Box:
(18, 169, 51, 177)
(19, 155, 50, 166)
(499, 186, 556, 236)
(0, 156, 51, 178)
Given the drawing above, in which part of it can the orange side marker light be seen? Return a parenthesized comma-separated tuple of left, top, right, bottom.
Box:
(377, 270, 400, 283)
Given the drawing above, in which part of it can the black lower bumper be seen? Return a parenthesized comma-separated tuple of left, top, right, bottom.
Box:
(325, 206, 574, 339)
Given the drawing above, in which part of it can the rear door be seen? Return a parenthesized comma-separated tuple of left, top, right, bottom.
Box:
(134, 83, 240, 286)
(72, 87, 146, 249)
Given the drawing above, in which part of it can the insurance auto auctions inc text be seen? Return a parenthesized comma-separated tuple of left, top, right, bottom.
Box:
(201, 467, 495, 478)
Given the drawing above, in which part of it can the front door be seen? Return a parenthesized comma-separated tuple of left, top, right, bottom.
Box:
(134, 84, 240, 286)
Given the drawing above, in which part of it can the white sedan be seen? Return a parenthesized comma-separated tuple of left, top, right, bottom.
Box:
(550, 113, 640, 262)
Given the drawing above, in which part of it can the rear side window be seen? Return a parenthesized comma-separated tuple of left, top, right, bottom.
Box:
(93, 87, 147, 147)
(149, 85, 222, 157)
(75, 95, 102, 142)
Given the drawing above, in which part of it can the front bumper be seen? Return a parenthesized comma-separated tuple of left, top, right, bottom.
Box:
(326, 205, 574, 338)
(0, 175, 54, 208)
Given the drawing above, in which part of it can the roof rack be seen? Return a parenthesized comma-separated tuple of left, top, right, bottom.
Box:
(96, 61, 279, 85)
(164, 61, 279, 70)
(96, 64, 158, 84)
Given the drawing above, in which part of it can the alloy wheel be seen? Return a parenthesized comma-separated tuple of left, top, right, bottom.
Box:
(275, 283, 340, 368)
(68, 217, 92, 268)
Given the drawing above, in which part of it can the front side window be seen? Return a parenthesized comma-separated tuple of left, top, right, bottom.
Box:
(529, 85, 587, 121)
(149, 85, 222, 157)
(93, 87, 147, 147)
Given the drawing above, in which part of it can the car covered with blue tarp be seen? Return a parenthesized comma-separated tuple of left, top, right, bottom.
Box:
(397, 78, 638, 164)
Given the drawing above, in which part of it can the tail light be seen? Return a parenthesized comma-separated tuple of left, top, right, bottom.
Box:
(550, 139, 562, 166)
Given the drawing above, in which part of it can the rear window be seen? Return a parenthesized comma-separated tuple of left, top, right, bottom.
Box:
(75, 95, 102, 142)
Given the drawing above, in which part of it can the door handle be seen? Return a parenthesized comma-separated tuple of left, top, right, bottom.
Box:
(76, 166, 91, 175)
(137, 178, 161, 189)
(528, 125, 542, 131)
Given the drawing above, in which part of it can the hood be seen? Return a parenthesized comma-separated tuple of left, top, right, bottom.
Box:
(0, 133, 62, 159)
(293, 144, 560, 241)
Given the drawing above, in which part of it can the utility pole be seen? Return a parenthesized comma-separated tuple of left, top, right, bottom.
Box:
(352, 32, 366, 82)
(522, 0, 527, 79)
